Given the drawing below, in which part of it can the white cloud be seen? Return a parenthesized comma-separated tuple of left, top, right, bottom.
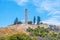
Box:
(13, 0, 29, 6)
(32, 0, 44, 7)
(47, 10, 60, 16)
(33, 0, 60, 13)
(42, 18, 60, 26)
(52, 16, 60, 18)
(42, 10, 60, 25)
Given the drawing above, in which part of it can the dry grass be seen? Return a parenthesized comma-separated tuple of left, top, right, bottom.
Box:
(0, 24, 51, 37)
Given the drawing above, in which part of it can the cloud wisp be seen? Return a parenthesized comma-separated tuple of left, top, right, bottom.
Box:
(32, 0, 60, 25)
(13, 0, 29, 6)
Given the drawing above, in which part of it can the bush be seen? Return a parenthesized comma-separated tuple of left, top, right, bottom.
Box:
(27, 27, 33, 32)
(7, 33, 37, 40)
(0, 37, 5, 40)
(28, 21, 32, 24)
(17, 21, 22, 24)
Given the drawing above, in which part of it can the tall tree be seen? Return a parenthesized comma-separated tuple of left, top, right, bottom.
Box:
(33, 16, 36, 24)
(37, 16, 41, 25)
(14, 17, 18, 25)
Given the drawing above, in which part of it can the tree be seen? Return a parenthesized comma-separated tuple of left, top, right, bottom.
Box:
(37, 16, 41, 25)
(28, 21, 32, 24)
(49, 25, 56, 31)
(37, 16, 41, 28)
(14, 17, 19, 25)
(33, 16, 36, 24)
(40, 22, 43, 24)
(17, 21, 22, 24)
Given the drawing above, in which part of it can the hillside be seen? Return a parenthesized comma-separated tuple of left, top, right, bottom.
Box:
(0, 24, 49, 37)
(0, 24, 60, 37)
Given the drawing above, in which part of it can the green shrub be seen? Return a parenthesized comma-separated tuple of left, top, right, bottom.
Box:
(7, 33, 37, 40)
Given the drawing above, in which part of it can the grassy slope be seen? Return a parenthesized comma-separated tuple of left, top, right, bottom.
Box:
(0, 24, 59, 37)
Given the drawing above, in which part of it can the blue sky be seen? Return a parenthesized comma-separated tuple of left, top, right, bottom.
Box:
(0, 0, 60, 27)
